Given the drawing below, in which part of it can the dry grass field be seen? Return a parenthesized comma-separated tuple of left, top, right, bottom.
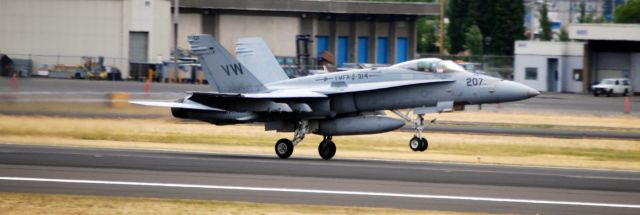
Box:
(0, 192, 497, 215)
(1, 114, 639, 170)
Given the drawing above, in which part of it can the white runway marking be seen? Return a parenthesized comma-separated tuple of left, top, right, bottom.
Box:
(1, 176, 639, 209)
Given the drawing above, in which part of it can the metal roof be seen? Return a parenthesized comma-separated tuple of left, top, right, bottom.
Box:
(569, 24, 640, 42)
(180, 0, 439, 16)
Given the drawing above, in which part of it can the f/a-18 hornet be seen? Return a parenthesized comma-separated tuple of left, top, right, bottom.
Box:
(133, 34, 539, 160)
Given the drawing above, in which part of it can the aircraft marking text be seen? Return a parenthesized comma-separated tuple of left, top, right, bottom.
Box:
(466, 78, 485, 86)
(221, 64, 244, 76)
(316, 73, 377, 82)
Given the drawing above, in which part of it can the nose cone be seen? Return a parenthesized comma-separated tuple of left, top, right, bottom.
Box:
(494, 80, 539, 102)
(527, 88, 540, 98)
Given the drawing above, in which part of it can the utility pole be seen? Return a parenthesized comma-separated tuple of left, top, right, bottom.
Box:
(439, 0, 445, 55)
(173, 0, 179, 83)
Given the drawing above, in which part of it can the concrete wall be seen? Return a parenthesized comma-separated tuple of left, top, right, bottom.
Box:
(570, 24, 640, 41)
(561, 56, 584, 93)
(0, 0, 127, 70)
(632, 53, 640, 93)
(514, 55, 550, 91)
(514, 41, 586, 93)
(0, 0, 171, 77)
(173, 13, 203, 51)
(514, 54, 583, 93)
(218, 14, 299, 57)
(135, 0, 171, 64)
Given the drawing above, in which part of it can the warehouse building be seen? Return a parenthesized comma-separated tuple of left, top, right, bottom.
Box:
(515, 24, 640, 94)
(0, 0, 437, 78)
(178, 0, 437, 67)
(514, 41, 585, 93)
(569, 24, 640, 94)
(0, 0, 171, 77)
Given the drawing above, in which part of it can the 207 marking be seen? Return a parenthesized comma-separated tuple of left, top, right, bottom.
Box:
(466, 78, 484, 86)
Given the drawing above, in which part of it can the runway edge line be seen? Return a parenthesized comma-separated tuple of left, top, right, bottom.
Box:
(1, 176, 639, 209)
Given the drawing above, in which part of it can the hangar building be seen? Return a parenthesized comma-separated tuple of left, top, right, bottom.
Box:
(513, 41, 585, 93)
(0, 0, 437, 78)
(0, 0, 172, 77)
(569, 24, 640, 94)
(514, 24, 640, 94)
(177, 0, 437, 67)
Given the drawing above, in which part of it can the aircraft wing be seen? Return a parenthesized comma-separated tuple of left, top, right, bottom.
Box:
(133, 79, 452, 113)
(189, 89, 327, 99)
(312, 79, 455, 94)
(129, 100, 225, 111)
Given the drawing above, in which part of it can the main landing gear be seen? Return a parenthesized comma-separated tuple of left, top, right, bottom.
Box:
(318, 136, 336, 160)
(392, 110, 434, 152)
(274, 120, 337, 160)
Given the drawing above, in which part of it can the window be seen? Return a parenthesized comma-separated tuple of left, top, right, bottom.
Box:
(623, 80, 630, 86)
(390, 58, 467, 73)
(525, 67, 537, 80)
(573, 69, 582, 81)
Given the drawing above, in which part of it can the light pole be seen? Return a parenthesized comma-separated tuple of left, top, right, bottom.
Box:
(173, 0, 179, 83)
(439, 0, 445, 55)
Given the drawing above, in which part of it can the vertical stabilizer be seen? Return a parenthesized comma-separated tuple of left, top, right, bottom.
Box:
(236, 37, 289, 84)
(188, 34, 267, 93)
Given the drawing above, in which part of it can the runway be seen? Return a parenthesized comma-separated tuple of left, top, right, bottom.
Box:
(1, 144, 639, 214)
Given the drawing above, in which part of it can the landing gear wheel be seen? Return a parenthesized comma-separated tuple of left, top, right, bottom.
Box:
(419, 137, 428, 152)
(409, 136, 424, 151)
(318, 137, 336, 160)
(275, 138, 294, 159)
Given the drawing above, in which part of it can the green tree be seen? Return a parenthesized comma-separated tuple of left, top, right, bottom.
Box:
(417, 16, 439, 53)
(615, 0, 640, 23)
(559, 28, 570, 42)
(440, 0, 523, 55)
(578, 1, 587, 23)
(446, 0, 469, 54)
(485, 0, 525, 55)
(539, 0, 552, 41)
(464, 24, 483, 55)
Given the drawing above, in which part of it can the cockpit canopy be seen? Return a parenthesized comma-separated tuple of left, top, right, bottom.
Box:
(390, 58, 467, 74)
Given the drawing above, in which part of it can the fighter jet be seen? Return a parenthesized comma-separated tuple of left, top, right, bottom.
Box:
(132, 34, 539, 160)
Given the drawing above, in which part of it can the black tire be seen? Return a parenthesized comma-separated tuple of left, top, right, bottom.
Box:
(275, 138, 294, 159)
(593, 89, 600, 97)
(419, 137, 429, 152)
(607, 89, 613, 97)
(318, 140, 336, 160)
(624, 89, 629, 97)
(409, 136, 424, 151)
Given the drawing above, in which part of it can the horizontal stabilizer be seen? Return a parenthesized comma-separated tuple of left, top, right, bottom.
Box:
(129, 100, 224, 111)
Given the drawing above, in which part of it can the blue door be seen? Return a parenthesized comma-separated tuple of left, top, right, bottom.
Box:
(376, 37, 388, 64)
(316, 36, 329, 58)
(337, 36, 349, 66)
(357, 36, 369, 63)
(396, 37, 408, 63)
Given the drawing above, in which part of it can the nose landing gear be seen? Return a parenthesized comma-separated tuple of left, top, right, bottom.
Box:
(392, 109, 434, 152)
(409, 136, 428, 152)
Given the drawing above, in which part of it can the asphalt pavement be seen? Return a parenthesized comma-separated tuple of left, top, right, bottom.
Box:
(0, 144, 639, 214)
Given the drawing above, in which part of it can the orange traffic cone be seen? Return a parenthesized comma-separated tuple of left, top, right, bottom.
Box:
(624, 96, 630, 114)
(10, 72, 17, 89)
(144, 79, 151, 95)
